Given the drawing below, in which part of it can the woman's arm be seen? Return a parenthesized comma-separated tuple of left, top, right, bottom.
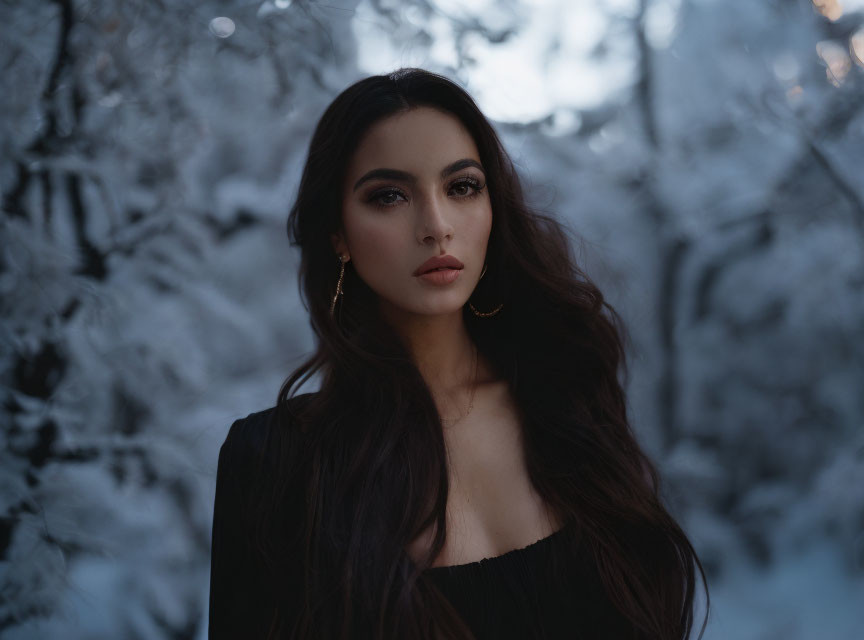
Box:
(208, 417, 278, 639)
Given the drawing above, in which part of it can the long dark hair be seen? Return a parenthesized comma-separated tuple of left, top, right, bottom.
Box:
(254, 68, 710, 639)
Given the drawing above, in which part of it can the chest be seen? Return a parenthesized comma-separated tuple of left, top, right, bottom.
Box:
(406, 387, 561, 569)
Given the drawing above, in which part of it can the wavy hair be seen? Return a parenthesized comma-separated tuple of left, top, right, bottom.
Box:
(253, 68, 710, 639)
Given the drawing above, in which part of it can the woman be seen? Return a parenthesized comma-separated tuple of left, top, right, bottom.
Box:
(208, 67, 710, 640)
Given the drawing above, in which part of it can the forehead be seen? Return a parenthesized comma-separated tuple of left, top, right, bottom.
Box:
(345, 107, 481, 179)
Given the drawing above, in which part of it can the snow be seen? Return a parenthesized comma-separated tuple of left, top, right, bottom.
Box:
(2, 0, 862, 637)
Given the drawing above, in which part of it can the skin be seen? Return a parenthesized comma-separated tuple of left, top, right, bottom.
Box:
(332, 106, 560, 568)
(332, 106, 496, 414)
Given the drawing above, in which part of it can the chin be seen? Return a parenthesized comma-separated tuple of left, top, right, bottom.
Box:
(388, 300, 467, 318)
(378, 285, 470, 317)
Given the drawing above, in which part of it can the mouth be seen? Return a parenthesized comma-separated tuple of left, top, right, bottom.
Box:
(413, 255, 465, 276)
(416, 268, 462, 285)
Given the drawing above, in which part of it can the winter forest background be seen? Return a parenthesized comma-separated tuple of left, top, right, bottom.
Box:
(2, 0, 863, 638)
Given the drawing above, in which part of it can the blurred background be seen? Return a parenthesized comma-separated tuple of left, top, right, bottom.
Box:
(1, 0, 863, 638)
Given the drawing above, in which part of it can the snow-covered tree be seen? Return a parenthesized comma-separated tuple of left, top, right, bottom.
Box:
(1, 1, 862, 638)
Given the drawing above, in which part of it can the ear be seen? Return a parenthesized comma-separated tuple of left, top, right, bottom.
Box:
(330, 231, 350, 262)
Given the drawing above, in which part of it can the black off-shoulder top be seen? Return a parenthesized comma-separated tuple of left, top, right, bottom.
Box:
(209, 400, 641, 640)
(419, 520, 640, 640)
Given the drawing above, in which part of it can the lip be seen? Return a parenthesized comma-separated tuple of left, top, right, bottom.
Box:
(418, 268, 462, 286)
(413, 254, 465, 276)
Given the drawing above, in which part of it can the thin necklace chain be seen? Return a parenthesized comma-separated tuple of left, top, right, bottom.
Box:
(441, 343, 479, 427)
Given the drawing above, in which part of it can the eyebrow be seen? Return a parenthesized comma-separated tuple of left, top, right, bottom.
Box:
(352, 158, 485, 192)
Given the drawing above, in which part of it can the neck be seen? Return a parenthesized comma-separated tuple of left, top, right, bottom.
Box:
(379, 303, 494, 404)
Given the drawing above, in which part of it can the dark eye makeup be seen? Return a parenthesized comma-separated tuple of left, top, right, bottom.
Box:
(364, 174, 486, 210)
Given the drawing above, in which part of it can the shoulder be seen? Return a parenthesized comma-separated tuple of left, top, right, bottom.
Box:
(218, 391, 318, 475)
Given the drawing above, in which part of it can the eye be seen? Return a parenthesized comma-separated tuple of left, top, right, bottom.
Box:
(448, 175, 485, 199)
(367, 187, 408, 209)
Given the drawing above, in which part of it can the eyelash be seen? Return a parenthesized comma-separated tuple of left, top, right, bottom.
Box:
(366, 176, 486, 210)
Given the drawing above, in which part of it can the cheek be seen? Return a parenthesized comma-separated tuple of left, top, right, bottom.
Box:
(344, 215, 406, 278)
(469, 205, 493, 247)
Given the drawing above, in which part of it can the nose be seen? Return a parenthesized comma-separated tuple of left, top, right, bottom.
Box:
(415, 192, 455, 246)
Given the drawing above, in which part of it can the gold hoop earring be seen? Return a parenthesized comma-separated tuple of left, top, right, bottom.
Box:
(468, 262, 503, 317)
(330, 254, 346, 317)
(469, 301, 504, 317)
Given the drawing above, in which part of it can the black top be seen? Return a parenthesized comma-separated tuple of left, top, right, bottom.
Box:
(420, 523, 640, 639)
(209, 401, 642, 639)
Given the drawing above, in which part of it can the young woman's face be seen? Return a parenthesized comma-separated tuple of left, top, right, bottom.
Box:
(335, 106, 493, 320)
